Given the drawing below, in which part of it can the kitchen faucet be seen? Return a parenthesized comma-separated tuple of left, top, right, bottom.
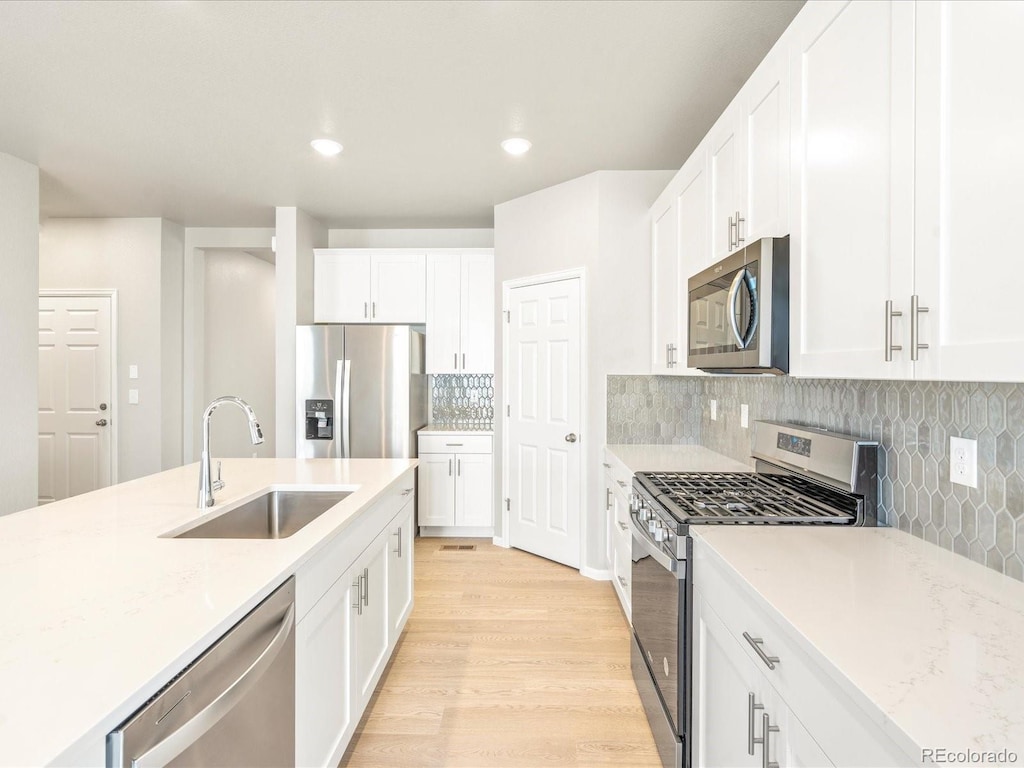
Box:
(198, 396, 264, 509)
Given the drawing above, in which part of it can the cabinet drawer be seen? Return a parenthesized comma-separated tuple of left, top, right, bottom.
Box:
(296, 474, 415, 622)
(693, 542, 911, 767)
(418, 434, 492, 454)
(602, 449, 635, 491)
(613, 535, 632, 619)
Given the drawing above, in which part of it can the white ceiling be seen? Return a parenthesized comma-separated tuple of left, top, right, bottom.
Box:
(0, 0, 803, 228)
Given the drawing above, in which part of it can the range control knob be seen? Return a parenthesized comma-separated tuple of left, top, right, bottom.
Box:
(653, 526, 668, 543)
(648, 519, 660, 534)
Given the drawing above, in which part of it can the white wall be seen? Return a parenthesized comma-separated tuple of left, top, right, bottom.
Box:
(275, 207, 326, 457)
(328, 228, 493, 248)
(161, 220, 184, 470)
(493, 170, 671, 573)
(181, 227, 274, 461)
(39, 218, 182, 482)
(0, 153, 39, 516)
(203, 250, 276, 458)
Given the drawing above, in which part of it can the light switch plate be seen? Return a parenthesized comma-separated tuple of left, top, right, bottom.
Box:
(129, 365, 138, 380)
(740, 404, 750, 429)
(950, 436, 978, 488)
(710, 399, 718, 421)
(128, 389, 139, 405)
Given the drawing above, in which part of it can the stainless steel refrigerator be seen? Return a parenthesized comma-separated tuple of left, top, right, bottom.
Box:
(295, 325, 427, 458)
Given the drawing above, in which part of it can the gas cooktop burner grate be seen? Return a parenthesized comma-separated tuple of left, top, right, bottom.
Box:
(638, 471, 857, 524)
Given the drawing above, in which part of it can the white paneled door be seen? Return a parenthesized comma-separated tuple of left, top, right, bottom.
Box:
(507, 278, 582, 568)
(38, 295, 114, 504)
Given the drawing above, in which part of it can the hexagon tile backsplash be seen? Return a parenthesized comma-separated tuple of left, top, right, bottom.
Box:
(607, 374, 1024, 582)
(430, 374, 494, 430)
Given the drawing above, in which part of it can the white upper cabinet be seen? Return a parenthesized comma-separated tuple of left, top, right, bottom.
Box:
(708, 107, 743, 263)
(425, 250, 494, 374)
(788, 0, 916, 379)
(651, 144, 709, 375)
(314, 249, 426, 324)
(913, 0, 1024, 382)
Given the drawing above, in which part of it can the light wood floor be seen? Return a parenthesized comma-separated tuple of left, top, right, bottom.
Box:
(340, 538, 660, 768)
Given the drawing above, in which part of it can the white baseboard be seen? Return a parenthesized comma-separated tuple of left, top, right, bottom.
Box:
(491, 535, 510, 548)
(580, 566, 612, 581)
(418, 526, 494, 538)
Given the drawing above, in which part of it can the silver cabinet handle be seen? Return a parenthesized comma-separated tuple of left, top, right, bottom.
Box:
(565, 433, 577, 443)
(364, 302, 368, 319)
(362, 567, 369, 606)
(748, 693, 764, 755)
(131, 604, 295, 768)
(454, 352, 458, 369)
(400, 487, 414, 496)
(743, 632, 780, 670)
(606, 488, 612, 510)
(617, 575, 628, 588)
(446, 442, 463, 447)
(760, 712, 780, 768)
(393, 527, 402, 557)
(617, 521, 628, 532)
(728, 215, 736, 251)
(457, 458, 461, 476)
(735, 210, 745, 246)
(462, 352, 466, 369)
(602, 462, 611, 469)
(884, 299, 903, 361)
(372, 301, 376, 319)
(448, 458, 452, 477)
(911, 294, 929, 361)
(616, 480, 627, 488)
(352, 576, 363, 615)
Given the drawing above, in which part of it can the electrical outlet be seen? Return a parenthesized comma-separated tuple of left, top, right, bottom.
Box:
(710, 399, 718, 421)
(950, 436, 978, 488)
(740, 404, 750, 429)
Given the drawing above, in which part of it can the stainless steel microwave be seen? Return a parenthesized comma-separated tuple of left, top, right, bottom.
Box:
(687, 236, 789, 374)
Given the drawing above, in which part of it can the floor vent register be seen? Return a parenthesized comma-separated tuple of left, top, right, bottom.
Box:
(439, 544, 477, 551)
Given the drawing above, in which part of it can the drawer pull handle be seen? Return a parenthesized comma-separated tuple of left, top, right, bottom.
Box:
(616, 480, 627, 488)
(617, 575, 628, 588)
(617, 521, 628, 531)
(603, 462, 611, 469)
(446, 442, 464, 447)
(743, 632, 779, 670)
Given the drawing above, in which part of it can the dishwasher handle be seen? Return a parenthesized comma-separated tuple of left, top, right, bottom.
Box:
(130, 603, 295, 768)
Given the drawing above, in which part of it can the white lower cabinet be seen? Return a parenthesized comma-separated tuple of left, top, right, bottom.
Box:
(294, 477, 415, 767)
(387, 502, 414, 637)
(603, 452, 634, 621)
(417, 432, 493, 535)
(693, 540, 913, 768)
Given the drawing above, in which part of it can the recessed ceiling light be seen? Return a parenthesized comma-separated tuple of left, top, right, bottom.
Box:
(311, 138, 343, 157)
(501, 137, 532, 156)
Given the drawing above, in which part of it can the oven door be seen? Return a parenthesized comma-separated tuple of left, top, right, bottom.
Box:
(687, 256, 761, 370)
(630, 515, 688, 767)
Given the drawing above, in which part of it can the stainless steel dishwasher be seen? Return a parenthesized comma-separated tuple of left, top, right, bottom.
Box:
(108, 577, 295, 767)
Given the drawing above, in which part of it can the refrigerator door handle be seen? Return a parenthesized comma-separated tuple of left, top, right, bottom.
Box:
(336, 359, 352, 458)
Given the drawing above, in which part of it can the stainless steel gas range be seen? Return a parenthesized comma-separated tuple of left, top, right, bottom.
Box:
(628, 421, 879, 768)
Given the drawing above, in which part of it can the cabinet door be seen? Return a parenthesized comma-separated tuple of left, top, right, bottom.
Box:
(425, 253, 462, 374)
(602, 469, 616, 566)
(460, 252, 495, 373)
(314, 251, 372, 323)
(351, 534, 389, 706)
(774, 698, 834, 768)
(651, 194, 680, 374)
(693, 590, 762, 768)
(788, 0, 916, 379)
(454, 452, 493, 527)
(914, 1, 1024, 382)
(370, 253, 426, 323)
(295, 573, 354, 767)
(741, 41, 789, 244)
(417, 453, 455, 526)
(708, 104, 743, 262)
(387, 501, 415, 639)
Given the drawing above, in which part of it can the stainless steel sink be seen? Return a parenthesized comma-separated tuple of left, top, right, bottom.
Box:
(172, 490, 351, 539)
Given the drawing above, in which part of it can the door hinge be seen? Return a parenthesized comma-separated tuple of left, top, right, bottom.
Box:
(505, 498, 511, 511)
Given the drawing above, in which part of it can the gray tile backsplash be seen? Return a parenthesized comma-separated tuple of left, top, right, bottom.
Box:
(608, 374, 1024, 582)
(430, 374, 494, 430)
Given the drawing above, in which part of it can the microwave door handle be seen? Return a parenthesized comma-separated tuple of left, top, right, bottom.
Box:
(727, 269, 748, 349)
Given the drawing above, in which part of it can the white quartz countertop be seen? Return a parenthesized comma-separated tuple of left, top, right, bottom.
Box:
(419, 426, 494, 435)
(693, 526, 1024, 759)
(0, 458, 416, 767)
(605, 443, 752, 475)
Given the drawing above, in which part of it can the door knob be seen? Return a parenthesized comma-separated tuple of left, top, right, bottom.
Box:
(565, 433, 577, 443)
(95, 418, 108, 427)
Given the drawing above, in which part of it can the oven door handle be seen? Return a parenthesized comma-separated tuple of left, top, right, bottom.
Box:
(629, 515, 683, 576)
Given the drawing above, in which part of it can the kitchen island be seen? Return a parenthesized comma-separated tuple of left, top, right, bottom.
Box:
(0, 458, 416, 767)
